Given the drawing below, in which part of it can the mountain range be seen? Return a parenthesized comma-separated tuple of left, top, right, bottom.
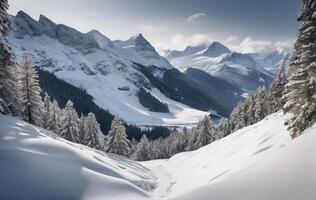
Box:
(8, 11, 248, 127)
(165, 41, 291, 92)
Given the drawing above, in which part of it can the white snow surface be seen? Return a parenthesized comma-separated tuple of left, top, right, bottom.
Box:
(0, 114, 156, 200)
(143, 112, 316, 200)
(1, 112, 315, 200)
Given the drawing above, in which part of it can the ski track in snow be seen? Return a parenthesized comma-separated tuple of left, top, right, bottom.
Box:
(143, 160, 176, 199)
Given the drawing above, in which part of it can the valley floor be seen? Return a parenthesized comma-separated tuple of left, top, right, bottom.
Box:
(0, 112, 315, 200)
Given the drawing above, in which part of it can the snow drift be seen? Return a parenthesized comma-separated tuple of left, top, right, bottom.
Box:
(0, 114, 156, 200)
(144, 112, 316, 200)
(1, 112, 315, 200)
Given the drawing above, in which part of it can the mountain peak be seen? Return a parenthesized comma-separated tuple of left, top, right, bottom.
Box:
(16, 10, 30, 18)
(132, 33, 145, 40)
(38, 14, 56, 25)
(202, 41, 231, 57)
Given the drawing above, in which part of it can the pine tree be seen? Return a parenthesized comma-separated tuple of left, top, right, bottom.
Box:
(283, 0, 316, 137)
(82, 112, 105, 150)
(268, 61, 287, 114)
(78, 114, 86, 143)
(0, 0, 19, 115)
(218, 118, 231, 138)
(185, 126, 198, 151)
(245, 95, 256, 125)
(19, 56, 43, 125)
(130, 138, 138, 156)
(106, 116, 131, 156)
(133, 135, 151, 161)
(60, 100, 80, 143)
(194, 115, 215, 149)
(41, 93, 51, 129)
(47, 99, 61, 134)
(254, 87, 268, 121)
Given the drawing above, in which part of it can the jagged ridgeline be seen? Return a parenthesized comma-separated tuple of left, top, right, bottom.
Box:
(38, 69, 170, 140)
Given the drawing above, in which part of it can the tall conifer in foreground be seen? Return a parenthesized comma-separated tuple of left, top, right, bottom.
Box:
(283, 0, 316, 138)
(133, 134, 151, 161)
(60, 100, 80, 142)
(106, 116, 131, 156)
(19, 56, 42, 125)
(0, 0, 19, 115)
(82, 112, 105, 150)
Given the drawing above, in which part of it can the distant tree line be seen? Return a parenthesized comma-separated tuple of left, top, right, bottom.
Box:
(138, 87, 169, 113)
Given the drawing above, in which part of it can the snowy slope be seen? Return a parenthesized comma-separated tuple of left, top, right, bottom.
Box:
(0, 114, 156, 200)
(143, 112, 316, 200)
(8, 11, 210, 127)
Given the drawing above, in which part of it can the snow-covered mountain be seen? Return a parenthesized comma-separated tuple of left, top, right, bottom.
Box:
(201, 41, 231, 57)
(113, 34, 173, 70)
(10, 11, 240, 126)
(166, 41, 289, 92)
(165, 44, 208, 60)
(251, 49, 291, 74)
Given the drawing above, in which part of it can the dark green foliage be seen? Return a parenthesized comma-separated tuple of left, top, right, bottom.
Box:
(38, 69, 171, 140)
(138, 87, 169, 113)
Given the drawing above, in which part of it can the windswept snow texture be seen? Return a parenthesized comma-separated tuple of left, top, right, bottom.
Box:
(0, 114, 156, 200)
(144, 112, 316, 200)
(8, 11, 209, 127)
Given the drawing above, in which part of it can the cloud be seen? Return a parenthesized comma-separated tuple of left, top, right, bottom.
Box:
(187, 13, 208, 23)
(170, 33, 212, 50)
(238, 37, 275, 53)
(224, 36, 294, 54)
(137, 24, 165, 34)
(224, 36, 239, 45)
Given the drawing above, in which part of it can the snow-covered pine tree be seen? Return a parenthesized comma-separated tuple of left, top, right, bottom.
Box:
(218, 118, 231, 138)
(194, 115, 215, 149)
(185, 126, 198, 151)
(60, 100, 80, 143)
(41, 93, 51, 129)
(78, 114, 86, 143)
(106, 116, 131, 156)
(19, 56, 43, 125)
(47, 99, 61, 134)
(268, 61, 287, 114)
(82, 112, 105, 150)
(0, 0, 19, 115)
(133, 134, 151, 161)
(229, 102, 245, 132)
(245, 95, 256, 126)
(254, 87, 268, 121)
(180, 127, 189, 150)
(283, 0, 316, 138)
(130, 138, 138, 156)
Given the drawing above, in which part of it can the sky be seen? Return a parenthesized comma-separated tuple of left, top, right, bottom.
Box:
(8, 0, 301, 53)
